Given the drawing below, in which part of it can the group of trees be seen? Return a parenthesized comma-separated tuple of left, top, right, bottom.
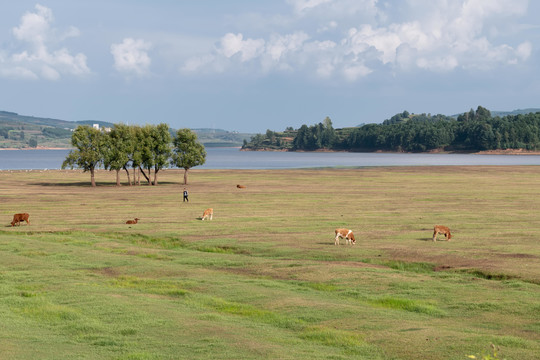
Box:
(293, 117, 337, 150)
(62, 124, 206, 187)
(0, 127, 25, 140)
(242, 107, 540, 153)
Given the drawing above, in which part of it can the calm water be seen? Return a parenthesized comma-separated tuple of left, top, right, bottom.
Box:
(1, 148, 540, 170)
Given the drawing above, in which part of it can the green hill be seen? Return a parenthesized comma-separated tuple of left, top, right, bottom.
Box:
(0, 111, 253, 149)
(451, 108, 540, 119)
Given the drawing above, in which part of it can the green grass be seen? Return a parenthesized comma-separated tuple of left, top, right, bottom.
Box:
(1, 166, 539, 359)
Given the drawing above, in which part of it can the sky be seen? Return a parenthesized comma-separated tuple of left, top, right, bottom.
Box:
(0, 1, 539, 133)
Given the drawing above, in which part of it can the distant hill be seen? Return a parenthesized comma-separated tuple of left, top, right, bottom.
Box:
(490, 108, 540, 117)
(450, 108, 540, 119)
(0, 111, 254, 149)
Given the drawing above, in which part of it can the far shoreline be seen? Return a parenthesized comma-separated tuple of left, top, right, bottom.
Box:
(0, 146, 72, 151)
(3, 146, 540, 155)
(240, 147, 540, 156)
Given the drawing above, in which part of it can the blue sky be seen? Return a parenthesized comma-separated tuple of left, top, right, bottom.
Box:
(0, 1, 539, 133)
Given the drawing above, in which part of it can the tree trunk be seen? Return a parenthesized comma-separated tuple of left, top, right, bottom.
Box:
(124, 166, 132, 186)
(90, 168, 96, 187)
(154, 168, 159, 186)
(139, 166, 150, 184)
(183, 168, 189, 185)
(115, 169, 121, 186)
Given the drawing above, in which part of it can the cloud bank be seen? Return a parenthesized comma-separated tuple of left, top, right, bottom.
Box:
(182, 0, 532, 81)
(0, 4, 90, 80)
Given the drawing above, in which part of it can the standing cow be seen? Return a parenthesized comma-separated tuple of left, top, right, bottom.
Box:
(335, 228, 356, 245)
(11, 213, 30, 226)
(432, 225, 452, 241)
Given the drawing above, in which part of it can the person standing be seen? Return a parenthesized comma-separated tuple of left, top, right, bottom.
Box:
(183, 188, 189, 202)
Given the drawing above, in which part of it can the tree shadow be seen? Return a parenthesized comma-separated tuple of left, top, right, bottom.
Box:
(30, 181, 179, 187)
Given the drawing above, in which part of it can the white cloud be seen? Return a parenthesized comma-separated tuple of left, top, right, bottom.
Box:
(12, 4, 52, 45)
(0, 4, 90, 81)
(181, 0, 533, 81)
(287, 0, 333, 13)
(516, 41, 532, 61)
(219, 33, 266, 62)
(111, 38, 152, 77)
(266, 32, 309, 61)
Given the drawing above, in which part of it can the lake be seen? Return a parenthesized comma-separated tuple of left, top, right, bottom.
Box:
(1, 148, 540, 170)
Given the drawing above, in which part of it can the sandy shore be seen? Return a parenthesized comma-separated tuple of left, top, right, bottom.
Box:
(474, 149, 540, 155)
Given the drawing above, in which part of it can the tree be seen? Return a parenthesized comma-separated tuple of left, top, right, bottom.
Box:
(475, 106, 491, 122)
(137, 125, 156, 185)
(150, 123, 172, 185)
(62, 125, 104, 187)
(103, 124, 134, 186)
(171, 128, 206, 185)
(130, 126, 144, 185)
(321, 117, 336, 148)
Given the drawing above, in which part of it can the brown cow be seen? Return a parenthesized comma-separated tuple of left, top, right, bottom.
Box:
(126, 218, 139, 224)
(335, 228, 356, 245)
(202, 208, 213, 221)
(11, 213, 30, 226)
(432, 225, 452, 241)
(237, 184, 246, 189)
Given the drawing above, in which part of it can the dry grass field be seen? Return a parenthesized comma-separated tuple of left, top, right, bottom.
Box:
(1, 166, 539, 359)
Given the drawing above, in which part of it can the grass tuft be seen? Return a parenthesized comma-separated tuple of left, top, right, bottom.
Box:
(371, 297, 446, 317)
(110, 276, 190, 297)
(363, 258, 435, 273)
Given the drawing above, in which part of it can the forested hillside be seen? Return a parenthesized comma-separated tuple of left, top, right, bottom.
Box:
(242, 107, 540, 152)
(0, 111, 253, 149)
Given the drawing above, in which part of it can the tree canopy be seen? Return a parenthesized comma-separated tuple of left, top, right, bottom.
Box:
(63, 124, 206, 186)
(62, 126, 104, 187)
(171, 128, 207, 185)
(242, 107, 540, 153)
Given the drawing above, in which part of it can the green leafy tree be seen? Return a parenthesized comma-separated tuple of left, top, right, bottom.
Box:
(103, 124, 134, 186)
(475, 106, 491, 122)
(137, 125, 156, 185)
(130, 126, 144, 185)
(171, 128, 206, 185)
(62, 125, 104, 187)
(321, 117, 336, 148)
(150, 123, 172, 185)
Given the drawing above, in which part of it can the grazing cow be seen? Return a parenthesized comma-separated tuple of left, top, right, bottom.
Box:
(11, 213, 30, 226)
(335, 228, 356, 245)
(202, 208, 213, 221)
(432, 225, 452, 241)
(237, 184, 246, 189)
(126, 218, 139, 224)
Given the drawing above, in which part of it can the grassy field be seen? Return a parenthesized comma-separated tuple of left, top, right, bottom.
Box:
(1, 166, 539, 359)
